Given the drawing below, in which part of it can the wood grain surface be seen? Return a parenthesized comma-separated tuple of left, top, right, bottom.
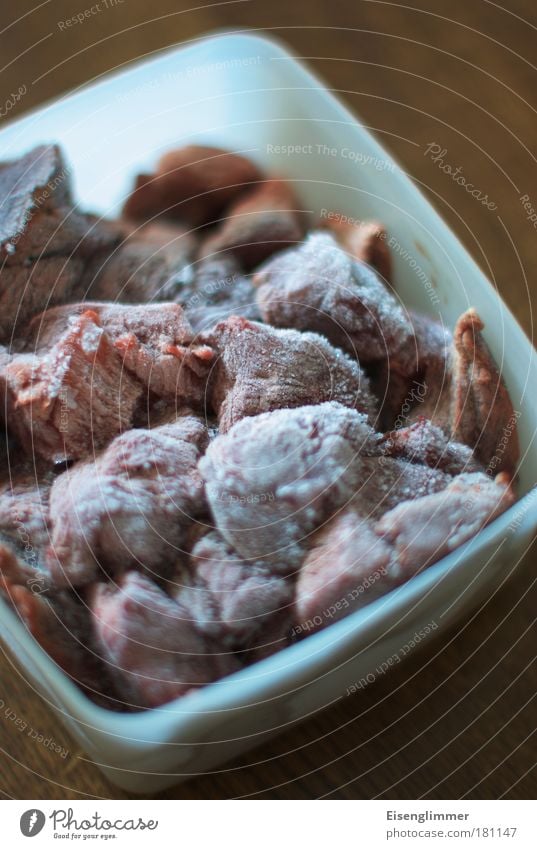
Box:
(0, 0, 536, 800)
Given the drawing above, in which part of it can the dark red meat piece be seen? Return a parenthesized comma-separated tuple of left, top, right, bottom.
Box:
(199, 178, 305, 270)
(83, 220, 197, 303)
(122, 145, 263, 227)
(0, 145, 121, 342)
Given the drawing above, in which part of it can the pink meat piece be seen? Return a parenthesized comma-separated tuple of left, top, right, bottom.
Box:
(122, 145, 263, 227)
(83, 220, 197, 303)
(377, 309, 519, 473)
(322, 218, 392, 283)
(2, 581, 119, 707)
(295, 511, 394, 632)
(199, 402, 382, 564)
(204, 316, 376, 433)
(253, 231, 413, 364)
(46, 412, 209, 587)
(378, 418, 483, 475)
(1, 302, 215, 463)
(199, 178, 305, 270)
(1, 310, 144, 464)
(451, 309, 519, 474)
(182, 531, 294, 660)
(26, 301, 213, 402)
(89, 571, 240, 708)
(375, 471, 516, 570)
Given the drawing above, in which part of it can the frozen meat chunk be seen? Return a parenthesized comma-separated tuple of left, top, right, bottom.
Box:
(376, 471, 515, 570)
(123, 144, 262, 226)
(184, 531, 294, 659)
(90, 571, 240, 708)
(322, 217, 392, 282)
(83, 220, 197, 303)
(253, 231, 413, 364)
(175, 255, 260, 332)
(0, 145, 120, 341)
(205, 316, 376, 432)
(199, 402, 380, 564)
(200, 178, 305, 269)
(378, 418, 483, 475)
(46, 412, 209, 587)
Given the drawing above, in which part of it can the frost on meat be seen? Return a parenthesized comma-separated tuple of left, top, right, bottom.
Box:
(199, 402, 380, 565)
(90, 571, 240, 708)
(1, 302, 214, 462)
(204, 316, 376, 432)
(253, 232, 413, 364)
(46, 412, 209, 587)
(185, 531, 295, 660)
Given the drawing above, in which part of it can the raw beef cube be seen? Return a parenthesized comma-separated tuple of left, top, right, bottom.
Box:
(0, 145, 120, 341)
(204, 316, 376, 432)
(376, 309, 519, 473)
(323, 218, 392, 282)
(253, 231, 413, 364)
(47, 412, 209, 587)
(375, 471, 516, 570)
(89, 572, 240, 708)
(26, 301, 214, 404)
(199, 402, 380, 564)
(185, 531, 294, 659)
(199, 178, 305, 269)
(122, 145, 263, 227)
(451, 309, 519, 474)
(3, 581, 119, 707)
(295, 511, 394, 633)
(83, 220, 197, 303)
(2, 310, 143, 463)
(378, 418, 483, 475)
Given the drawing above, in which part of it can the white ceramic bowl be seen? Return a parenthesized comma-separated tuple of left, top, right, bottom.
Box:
(0, 33, 535, 794)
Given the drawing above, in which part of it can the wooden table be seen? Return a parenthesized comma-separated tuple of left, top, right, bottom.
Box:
(0, 0, 536, 800)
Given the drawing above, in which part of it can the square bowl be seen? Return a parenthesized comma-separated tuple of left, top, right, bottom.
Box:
(0, 32, 536, 794)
